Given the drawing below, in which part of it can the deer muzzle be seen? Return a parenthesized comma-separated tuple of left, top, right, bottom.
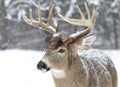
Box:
(37, 61, 50, 72)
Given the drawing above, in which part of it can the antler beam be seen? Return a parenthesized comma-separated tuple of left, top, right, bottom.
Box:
(62, 28, 91, 45)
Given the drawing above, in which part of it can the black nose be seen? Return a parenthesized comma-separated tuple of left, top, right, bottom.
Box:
(37, 61, 46, 70)
(37, 61, 50, 71)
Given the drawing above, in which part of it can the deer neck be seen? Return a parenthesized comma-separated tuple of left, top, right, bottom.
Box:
(67, 44, 78, 68)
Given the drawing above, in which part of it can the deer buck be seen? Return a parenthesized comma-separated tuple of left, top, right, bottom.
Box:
(23, 1, 117, 87)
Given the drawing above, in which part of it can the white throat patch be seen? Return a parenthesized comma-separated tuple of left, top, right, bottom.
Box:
(52, 70, 65, 79)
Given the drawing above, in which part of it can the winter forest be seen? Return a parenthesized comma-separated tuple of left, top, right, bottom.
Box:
(0, 0, 120, 50)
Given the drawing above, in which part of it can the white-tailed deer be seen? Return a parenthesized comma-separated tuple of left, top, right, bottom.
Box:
(23, 1, 117, 87)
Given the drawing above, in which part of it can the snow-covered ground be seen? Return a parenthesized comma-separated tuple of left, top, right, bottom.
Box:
(0, 49, 119, 87)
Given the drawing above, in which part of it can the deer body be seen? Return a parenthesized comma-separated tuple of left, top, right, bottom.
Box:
(39, 39, 117, 87)
(51, 49, 117, 87)
(23, 1, 117, 87)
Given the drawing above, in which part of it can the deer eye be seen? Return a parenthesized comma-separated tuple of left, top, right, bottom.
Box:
(58, 49, 65, 53)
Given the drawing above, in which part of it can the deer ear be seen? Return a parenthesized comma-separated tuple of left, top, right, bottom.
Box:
(82, 34, 96, 46)
(78, 34, 96, 50)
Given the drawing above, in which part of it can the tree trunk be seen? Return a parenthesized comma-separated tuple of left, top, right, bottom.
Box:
(113, 19, 118, 49)
(43, 10, 52, 48)
(0, 0, 8, 50)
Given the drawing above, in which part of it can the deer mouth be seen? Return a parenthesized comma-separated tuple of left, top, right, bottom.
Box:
(37, 61, 51, 72)
(41, 67, 50, 73)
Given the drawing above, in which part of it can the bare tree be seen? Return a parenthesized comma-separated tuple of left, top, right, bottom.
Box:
(0, 0, 8, 50)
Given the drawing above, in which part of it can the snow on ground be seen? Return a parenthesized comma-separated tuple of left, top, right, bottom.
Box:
(0, 49, 119, 87)
(0, 50, 54, 87)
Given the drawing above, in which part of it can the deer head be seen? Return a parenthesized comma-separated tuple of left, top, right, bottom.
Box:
(23, 1, 96, 73)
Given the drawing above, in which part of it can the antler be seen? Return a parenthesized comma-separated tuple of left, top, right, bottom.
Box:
(60, 2, 97, 45)
(23, 0, 56, 34)
(58, 2, 97, 29)
(62, 27, 91, 45)
(23, 0, 96, 46)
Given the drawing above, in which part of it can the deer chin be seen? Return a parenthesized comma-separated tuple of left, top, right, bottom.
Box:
(38, 64, 51, 73)
(41, 64, 52, 73)
(41, 67, 50, 73)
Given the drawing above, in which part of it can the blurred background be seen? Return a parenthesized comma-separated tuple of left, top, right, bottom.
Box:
(0, 1, 120, 87)
(0, 0, 120, 50)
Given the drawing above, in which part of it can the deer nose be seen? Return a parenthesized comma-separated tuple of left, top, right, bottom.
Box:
(37, 61, 50, 72)
(37, 61, 46, 70)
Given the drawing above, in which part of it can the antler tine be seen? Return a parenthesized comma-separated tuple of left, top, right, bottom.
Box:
(58, 14, 83, 25)
(29, 8, 33, 22)
(23, 0, 56, 34)
(76, 5, 85, 20)
(91, 8, 97, 23)
(47, 4, 54, 25)
(38, 0, 42, 24)
(84, 2, 90, 19)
